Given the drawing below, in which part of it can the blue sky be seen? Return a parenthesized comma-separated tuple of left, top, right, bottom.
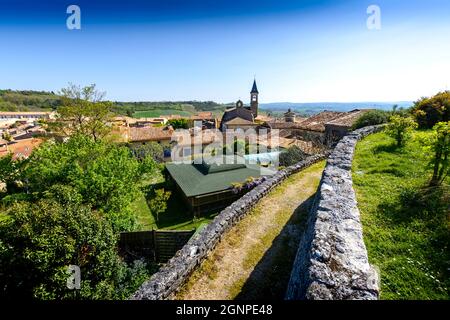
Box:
(1, 0, 450, 103)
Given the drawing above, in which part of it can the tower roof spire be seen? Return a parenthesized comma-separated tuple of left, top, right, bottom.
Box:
(251, 79, 259, 94)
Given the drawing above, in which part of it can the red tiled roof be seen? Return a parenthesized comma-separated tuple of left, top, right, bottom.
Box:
(191, 112, 214, 120)
(0, 138, 43, 160)
(325, 109, 372, 128)
(129, 126, 174, 142)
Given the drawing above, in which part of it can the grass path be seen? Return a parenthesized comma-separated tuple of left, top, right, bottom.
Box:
(175, 161, 325, 300)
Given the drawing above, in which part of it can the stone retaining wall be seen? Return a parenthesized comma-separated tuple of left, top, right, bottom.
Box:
(285, 125, 383, 300)
(131, 153, 326, 300)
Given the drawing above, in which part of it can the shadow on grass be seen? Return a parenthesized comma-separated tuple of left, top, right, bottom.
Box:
(155, 191, 219, 230)
(367, 165, 406, 177)
(372, 142, 402, 154)
(378, 184, 449, 225)
(234, 195, 315, 300)
(375, 184, 450, 295)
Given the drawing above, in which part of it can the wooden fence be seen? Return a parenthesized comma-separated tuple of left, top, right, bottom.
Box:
(119, 229, 195, 263)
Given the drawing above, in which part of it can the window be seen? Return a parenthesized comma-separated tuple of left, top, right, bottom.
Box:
(183, 147, 192, 157)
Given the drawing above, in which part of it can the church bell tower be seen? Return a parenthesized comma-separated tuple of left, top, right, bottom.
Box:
(250, 79, 259, 118)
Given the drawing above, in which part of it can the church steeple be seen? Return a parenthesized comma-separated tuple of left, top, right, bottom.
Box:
(250, 79, 259, 118)
(251, 79, 259, 94)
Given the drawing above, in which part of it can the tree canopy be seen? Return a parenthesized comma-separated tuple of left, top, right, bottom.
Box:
(0, 195, 148, 299)
(49, 84, 113, 141)
(413, 91, 450, 129)
(8, 135, 157, 231)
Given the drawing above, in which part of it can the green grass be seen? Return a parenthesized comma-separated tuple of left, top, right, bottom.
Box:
(132, 192, 156, 230)
(352, 131, 449, 300)
(133, 179, 218, 231)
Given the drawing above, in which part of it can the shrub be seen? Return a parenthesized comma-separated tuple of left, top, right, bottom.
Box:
(130, 142, 164, 163)
(385, 115, 418, 147)
(412, 91, 450, 129)
(352, 110, 389, 130)
(420, 121, 450, 186)
(147, 188, 171, 222)
(0, 197, 148, 299)
(168, 119, 189, 129)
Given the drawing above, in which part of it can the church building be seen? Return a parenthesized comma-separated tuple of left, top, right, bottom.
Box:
(220, 80, 260, 131)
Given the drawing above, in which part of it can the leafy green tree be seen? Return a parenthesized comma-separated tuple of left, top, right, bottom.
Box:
(168, 119, 189, 129)
(0, 154, 24, 196)
(352, 110, 389, 130)
(0, 191, 149, 300)
(0, 136, 159, 299)
(385, 115, 418, 147)
(421, 122, 450, 186)
(147, 189, 171, 223)
(50, 84, 113, 142)
(130, 142, 164, 163)
(19, 135, 157, 231)
(413, 91, 450, 129)
(1, 131, 12, 142)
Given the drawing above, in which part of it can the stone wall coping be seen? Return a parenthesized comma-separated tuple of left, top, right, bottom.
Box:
(285, 125, 383, 300)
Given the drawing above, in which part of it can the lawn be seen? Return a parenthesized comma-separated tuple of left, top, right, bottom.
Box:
(133, 183, 218, 231)
(352, 131, 449, 300)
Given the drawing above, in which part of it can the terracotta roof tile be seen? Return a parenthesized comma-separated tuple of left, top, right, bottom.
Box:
(129, 126, 174, 142)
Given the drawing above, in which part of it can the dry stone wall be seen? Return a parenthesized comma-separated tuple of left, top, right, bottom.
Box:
(131, 153, 326, 300)
(285, 125, 383, 300)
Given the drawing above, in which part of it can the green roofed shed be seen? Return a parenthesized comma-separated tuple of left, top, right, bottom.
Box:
(165, 156, 274, 214)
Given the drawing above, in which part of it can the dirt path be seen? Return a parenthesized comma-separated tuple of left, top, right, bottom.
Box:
(175, 161, 325, 300)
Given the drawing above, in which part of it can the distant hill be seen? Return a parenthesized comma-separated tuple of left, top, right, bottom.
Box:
(0, 89, 61, 111)
(112, 101, 232, 118)
(0, 89, 232, 117)
(1, 89, 414, 118)
(260, 101, 414, 117)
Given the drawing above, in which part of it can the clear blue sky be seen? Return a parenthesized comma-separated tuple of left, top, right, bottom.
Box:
(1, 0, 450, 103)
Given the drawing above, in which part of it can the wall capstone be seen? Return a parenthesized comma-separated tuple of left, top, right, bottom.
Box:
(285, 125, 384, 300)
(131, 153, 327, 300)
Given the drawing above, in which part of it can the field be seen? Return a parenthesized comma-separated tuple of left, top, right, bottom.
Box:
(352, 131, 449, 300)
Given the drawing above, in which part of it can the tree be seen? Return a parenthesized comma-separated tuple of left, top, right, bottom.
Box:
(16, 135, 158, 231)
(130, 142, 164, 163)
(0, 154, 24, 196)
(412, 91, 450, 129)
(385, 115, 418, 147)
(352, 110, 389, 130)
(1, 131, 12, 142)
(421, 122, 450, 186)
(168, 119, 189, 129)
(50, 83, 113, 142)
(147, 189, 171, 223)
(0, 193, 148, 300)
